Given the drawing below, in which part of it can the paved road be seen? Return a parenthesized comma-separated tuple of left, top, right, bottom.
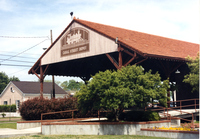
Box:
(0, 127, 41, 138)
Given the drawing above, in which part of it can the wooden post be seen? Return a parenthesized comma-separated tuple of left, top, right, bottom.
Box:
(118, 44, 122, 70)
(98, 110, 100, 121)
(50, 30, 56, 99)
(40, 65, 44, 98)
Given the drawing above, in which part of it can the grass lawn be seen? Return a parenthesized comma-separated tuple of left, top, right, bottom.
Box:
(6, 135, 169, 139)
(0, 117, 21, 129)
(0, 122, 16, 129)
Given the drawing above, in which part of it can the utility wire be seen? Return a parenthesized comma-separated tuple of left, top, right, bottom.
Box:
(0, 51, 41, 56)
(0, 39, 49, 63)
(0, 36, 49, 39)
(0, 63, 32, 67)
(0, 59, 34, 63)
(0, 54, 38, 59)
(8, 68, 29, 75)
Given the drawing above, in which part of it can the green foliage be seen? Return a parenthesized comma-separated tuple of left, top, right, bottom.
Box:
(61, 79, 84, 91)
(19, 97, 77, 120)
(43, 80, 61, 86)
(9, 76, 20, 82)
(0, 72, 9, 94)
(76, 65, 169, 121)
(1, 113, 6, 118)
(119, 111, 160, 122)
(0, 105, 16, 112)
(0, 72, 20, 94)
(183, 53, 199, 92)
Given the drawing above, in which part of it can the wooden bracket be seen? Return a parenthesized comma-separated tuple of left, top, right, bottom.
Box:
(106, 53, 119, 69)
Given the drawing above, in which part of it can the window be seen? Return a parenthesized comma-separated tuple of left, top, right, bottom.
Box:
(4, 101, 7, 105)
(10, 87, 14, 93)
(15, 100, 20, 109)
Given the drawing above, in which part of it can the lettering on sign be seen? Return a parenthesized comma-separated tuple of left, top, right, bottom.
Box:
(61, 27, 89, 57)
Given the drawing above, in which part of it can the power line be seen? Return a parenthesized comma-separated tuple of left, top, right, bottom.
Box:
(0, 39, 49, 63)
(0, 54, 38, 59)
(0, 51, 41, 56)
(8, 68, 29, 76)
(0, 36, 49, 39)
(0, 63, 32, 67)
(0, 59, 34, 63)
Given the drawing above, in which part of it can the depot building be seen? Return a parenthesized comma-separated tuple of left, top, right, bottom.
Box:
(29, 18, 199, 103)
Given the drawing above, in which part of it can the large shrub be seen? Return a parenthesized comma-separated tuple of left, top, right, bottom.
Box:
(19, 97, 77, 120)
(0, 105, 16, 112)
(76, 65, 169, 121)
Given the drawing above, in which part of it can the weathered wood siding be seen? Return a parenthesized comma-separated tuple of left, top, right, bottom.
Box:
(41, 22, 118, 65)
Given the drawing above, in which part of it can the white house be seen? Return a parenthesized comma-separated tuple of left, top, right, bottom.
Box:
(0, 81, 69, 109)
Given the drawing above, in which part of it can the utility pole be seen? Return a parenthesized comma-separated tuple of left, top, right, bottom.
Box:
(50, 30, 55, 99)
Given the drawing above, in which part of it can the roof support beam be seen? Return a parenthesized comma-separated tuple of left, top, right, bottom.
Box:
(106, 44, 148, 70)
(106, 53, 119, 69)
(124, 52, 137, 67)
(31, 61, 49, 98)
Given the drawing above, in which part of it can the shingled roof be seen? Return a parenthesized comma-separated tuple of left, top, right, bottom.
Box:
(74, 18, 199, 60)
(28, 18, 199, 76)
(11, 81, 67, 94)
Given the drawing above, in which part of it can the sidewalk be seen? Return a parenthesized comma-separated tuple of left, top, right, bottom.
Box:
(0, 127, 41, 138)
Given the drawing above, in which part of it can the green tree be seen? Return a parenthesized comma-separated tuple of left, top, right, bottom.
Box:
(0, 72, 20, 94)
(9, 76, 20, 81)
(61, 79, 84, 91)
(183, 53, 199, 92)
(0, 72, 9, 94)
(43, 79, 61, 86)
(76, 65, 169, 121)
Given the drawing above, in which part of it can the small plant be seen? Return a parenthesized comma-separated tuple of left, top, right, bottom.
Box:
(1, 113, 6, 118)
(181, 122, 199, 128)
(153, 126, 198, 131)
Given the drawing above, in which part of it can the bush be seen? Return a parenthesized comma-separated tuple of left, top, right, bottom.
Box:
(1, 113, 6, 118)
(0, 105, 16, 112)
(19, 97, 77, 120)
(118, 110, 160, 122)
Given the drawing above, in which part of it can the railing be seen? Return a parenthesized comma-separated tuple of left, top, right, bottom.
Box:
(149, 98, 199, 126)
(167, 98, 199, 113)
(41, 109, 77, 121)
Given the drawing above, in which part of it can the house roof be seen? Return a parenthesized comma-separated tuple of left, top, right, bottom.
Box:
(74, 18, 199, 60)
(11, 81, 67, 94)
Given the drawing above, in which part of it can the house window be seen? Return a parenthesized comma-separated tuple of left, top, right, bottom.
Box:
(15, 100, 20, 109)
(4, 101, 7, 105)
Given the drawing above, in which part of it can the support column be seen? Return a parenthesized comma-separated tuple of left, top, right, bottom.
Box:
(32, 62, 49, 98)
(118, 44, 123, 69)
(52, 75, 55, 98)
(40, 65, 44, 98)
(159, 60, 183, 107)
(50, 30, 55, 99)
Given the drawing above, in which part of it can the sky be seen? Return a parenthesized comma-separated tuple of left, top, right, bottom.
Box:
(0, 0, 199, 84)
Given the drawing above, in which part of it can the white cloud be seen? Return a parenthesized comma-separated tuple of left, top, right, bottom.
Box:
(0, 0, 199, 83)
(0, 0, 14, 11)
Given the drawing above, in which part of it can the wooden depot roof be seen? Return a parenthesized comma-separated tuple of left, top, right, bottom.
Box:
(75, 18, 199, 60)
(29, 18, 199, 76)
